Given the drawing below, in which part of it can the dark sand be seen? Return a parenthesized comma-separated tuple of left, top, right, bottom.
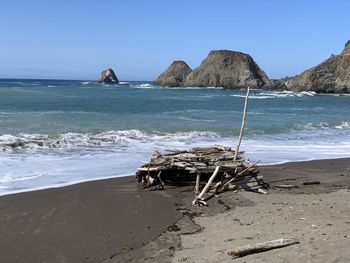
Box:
(1, 158, 349, 263)
(261, 157, 350, 194)
(0, 176, 192, 263)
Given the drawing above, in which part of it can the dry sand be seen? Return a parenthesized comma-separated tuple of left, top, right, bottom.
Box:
(1, 158, 349, 263)
(109, 158, 350, 263)
(172, 189, 350, 263)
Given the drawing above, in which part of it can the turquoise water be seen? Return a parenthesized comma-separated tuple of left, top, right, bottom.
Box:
(1, 79, 349, 135)
(0, 79, 350, 195)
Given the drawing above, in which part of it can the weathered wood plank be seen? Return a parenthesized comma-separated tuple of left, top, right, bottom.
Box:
(227, 238, 299, 258)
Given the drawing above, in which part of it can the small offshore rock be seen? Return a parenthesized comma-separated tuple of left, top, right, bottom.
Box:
(97, 68, 119, 84)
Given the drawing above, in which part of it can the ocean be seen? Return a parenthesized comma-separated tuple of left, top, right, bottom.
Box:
(0, 79, 349, 195)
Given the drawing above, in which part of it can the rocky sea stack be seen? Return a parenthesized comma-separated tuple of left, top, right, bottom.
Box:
(97, 68, 119, 84)
(184, 50, 273, 88)
(155, 50, 273, 89)
(285, 41, 350, 93)
(154, 61, 192, 87)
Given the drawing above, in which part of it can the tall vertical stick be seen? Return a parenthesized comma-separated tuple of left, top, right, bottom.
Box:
(195, 173, 201, 193)
(233, 87, 250, 171)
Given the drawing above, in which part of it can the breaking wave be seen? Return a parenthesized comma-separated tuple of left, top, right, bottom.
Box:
(0, 130, 220, 152)
(230, 90, 317, 99)
(296, 121, 350, 130)
(135, 84, 225, 90)
(119, 82, 130, 85)
(1, 121, 349, 153)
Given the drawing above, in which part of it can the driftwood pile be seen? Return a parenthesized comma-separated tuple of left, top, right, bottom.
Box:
(135, 145, 267, 205)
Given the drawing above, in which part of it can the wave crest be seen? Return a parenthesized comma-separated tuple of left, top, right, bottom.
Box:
(296, 121, 350, 130)
(230, 90, 316, 99)
(0, 130, 220, 152)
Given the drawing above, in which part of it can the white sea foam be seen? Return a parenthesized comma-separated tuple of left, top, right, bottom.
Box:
(335, 122, 349, 129)
(0, 130, 221, 152)
(230, 95, 274, 99)
(1, 127, 350, 196)
(135, 83, 154, 89)
(171, 86, 224, 90)
(296, 121, 350, 130)
(178, 116, 216, 122)
(1, 120, 349, 153)
(230, 90, 317, 99)
(135, 84, 224, 90)
(139, 83, 153, 87)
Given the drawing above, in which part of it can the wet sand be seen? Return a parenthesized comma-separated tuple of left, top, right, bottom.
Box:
(0, 176, 191, 263)
(1, 158, 350, 263)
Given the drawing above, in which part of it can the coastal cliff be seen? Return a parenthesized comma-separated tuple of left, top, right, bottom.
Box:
(284, 41, 350, 93)
(97, 68, 119, 84)
(155, 50, 273, 89)
(154, 61, 192, 87)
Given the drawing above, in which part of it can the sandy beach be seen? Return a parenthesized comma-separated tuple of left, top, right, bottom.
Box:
(1, 158, 350, 263)
(2, 1, 350, 263)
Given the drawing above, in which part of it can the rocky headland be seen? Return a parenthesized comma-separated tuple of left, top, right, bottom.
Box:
(97, 68, 119, 84)
(284, 40, 350, 93)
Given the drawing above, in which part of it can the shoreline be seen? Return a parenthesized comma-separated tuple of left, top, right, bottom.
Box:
(2, 156, 350, 197)
(1, 157, 350, 262)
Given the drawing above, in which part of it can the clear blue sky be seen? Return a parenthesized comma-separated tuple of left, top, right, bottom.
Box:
(0, 0, 349, 80)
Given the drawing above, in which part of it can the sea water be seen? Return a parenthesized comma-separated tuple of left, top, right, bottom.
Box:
(0, 79, 349, 195)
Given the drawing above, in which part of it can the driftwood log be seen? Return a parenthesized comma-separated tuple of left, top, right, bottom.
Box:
(227, 237, 299, 258)
(275, 184, 299, 189)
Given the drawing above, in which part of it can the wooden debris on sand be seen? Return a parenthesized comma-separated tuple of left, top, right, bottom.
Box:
(303, 181, 320, 185)
(275, 184, 299, 189)
(227, 237, 299, 258)
(135, 145, 268, 205)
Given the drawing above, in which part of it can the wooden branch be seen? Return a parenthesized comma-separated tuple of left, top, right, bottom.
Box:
(195, 173, 201, 193)
(221, 160, 260, 190)
(233, 87, 250, 171)
(257, 188, 268, 194)
(303, 181, 320, 185)
(145, 175, 154, 187)
(197, 166, 220, 199)
(157, 171, 165, 190)
(225, 181, 260, 191)
(193, 166, 220, 206)
(202, 162, 261, 201)
(227, 237, 299, 258)
(275, 184, 298, 189)
(212, 181, 222, 193)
